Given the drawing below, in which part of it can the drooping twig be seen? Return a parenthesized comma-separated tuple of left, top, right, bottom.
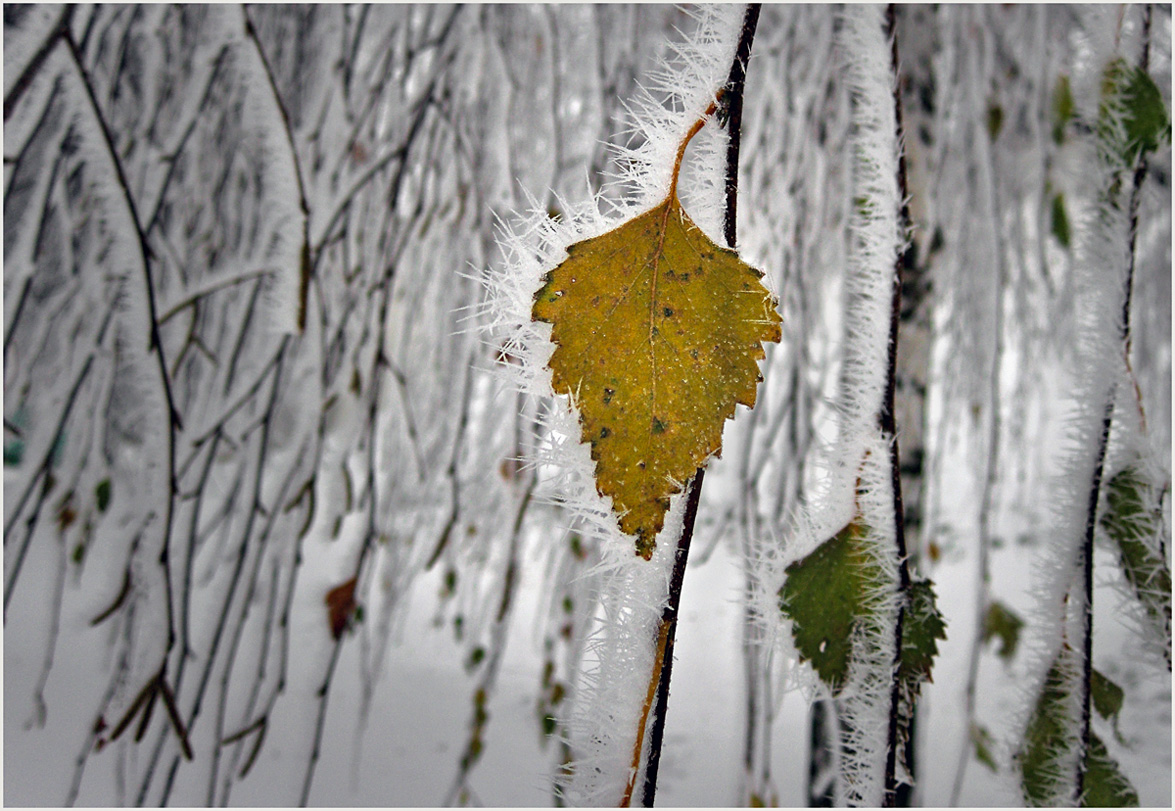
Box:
(881, 5, 914, 805)
(61, 28, 183, 686)
(637, 6, 761, 807)
(1073, 5, 1157, 797)
(950, 7, 1008, 804)
(241, 6, 312, 332)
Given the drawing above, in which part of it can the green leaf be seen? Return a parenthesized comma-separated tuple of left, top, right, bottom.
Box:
(779, 521, 881, 693)
(1090, 667, 1128, 745)
(1082, 732, 1139, 807)
(983, 600, 1025, 662)
(894, 579, 947, 779)
(1100, 466, 1172, 654)
(1102, 60, 1171, 165)
(1120, 65, 1170, 159)
(1053, 74, 1075, 144)
(1020, 650, 1078, 806)
(1102, 467, 1155, 540)
(3, 438, 23, 467)
(987, 101, 1004, 140)
(972, 723, 998, 773)
(1051, 193, 1071, 249)
(900, 579, 947, 687)
(95, 479, 113, 513)
(1090, 669, 1124, 724)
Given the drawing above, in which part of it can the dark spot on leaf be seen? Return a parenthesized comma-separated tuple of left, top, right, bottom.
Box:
(663, 307, 674, 317)
(652, 417, 666, 434)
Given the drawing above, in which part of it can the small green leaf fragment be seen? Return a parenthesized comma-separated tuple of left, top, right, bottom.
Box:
(1051, 193, 1071, 249)
(894, 579, 947, 781)
(1081, 732, 1139, 807)
(987, 101, 1004, 140)
(1121, 66, 1170, 159)
(1020, 651, 1077, 806)
(96, 479, 113, 513)
(900, 579, 947, 686)
(972, 723, 998, 773)
(779, 521, 880, 693)
(4, 438, 24, 467)
(983, 600, 1025, 662)
(1090, 668, 1124, 724)
(467, 646, 486, 671)
(1102, 60, 1171, 164)
(568, 533, 585, 561)
(1053, 74, 1075, 144)
(1100, 466, 1172, 653)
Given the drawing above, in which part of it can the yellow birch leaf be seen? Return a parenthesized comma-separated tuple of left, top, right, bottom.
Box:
(533, 193, 781, 558)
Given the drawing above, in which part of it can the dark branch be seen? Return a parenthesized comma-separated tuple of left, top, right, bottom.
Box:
(882, 5, 913, 805)
(641, 5, 761, 806)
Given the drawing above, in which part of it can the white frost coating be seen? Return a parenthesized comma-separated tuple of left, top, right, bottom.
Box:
(764, 7, 907, 806)
(773, 1, 904, 592)
(56, 58, 176, 699)
(834, 438, 904, 807)
(1014, 10, 1162, 799)
(224, 5, 307, 335)
(483, 5, 746, 804)
(774, 2, 905, 551)
(835, 4, 904, 486)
